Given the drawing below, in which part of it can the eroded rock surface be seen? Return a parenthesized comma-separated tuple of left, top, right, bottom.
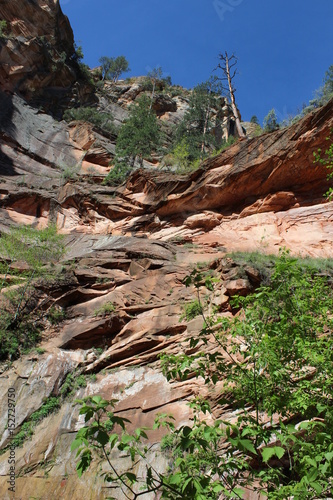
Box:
(0, 234, 245, 499)
(0, 3, 333, 497)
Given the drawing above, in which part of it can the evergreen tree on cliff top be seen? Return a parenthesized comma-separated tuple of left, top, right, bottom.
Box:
(99, 55, 130, 82)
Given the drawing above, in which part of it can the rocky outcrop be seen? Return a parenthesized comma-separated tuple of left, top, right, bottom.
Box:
(1, 93, 332, 256)
(0, 0, 95, 113)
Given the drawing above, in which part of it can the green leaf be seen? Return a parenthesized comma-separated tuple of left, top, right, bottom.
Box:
(112, 415, 131, 430)
(305, 457, 317, 468)
(262, 446, 285, 463)
(96, 430, 109, 446)
(71, 439, 82, 452)
(307, 467, 319, 482)
(124, 472, 137, 483)
(108, 434, 119, 449)
(182, 426, 192, 437)
(205, 278, 214, 291)
(182, 477, 193, 492)
(232, 487, 245, 498)
(239, 439, 257, 455)
(168, 473, 182, 485)
(91, 395, 102, 404)
(324, 451, 333, 461)
(310, 481, 322, 494)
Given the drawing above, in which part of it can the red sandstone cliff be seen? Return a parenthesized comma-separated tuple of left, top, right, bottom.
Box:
(0, 2, 333, 499)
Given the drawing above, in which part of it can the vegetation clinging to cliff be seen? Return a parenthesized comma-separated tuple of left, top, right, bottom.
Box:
(0, 225, 65, 362)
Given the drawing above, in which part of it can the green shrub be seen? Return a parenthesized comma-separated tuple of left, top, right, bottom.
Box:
(93, 347, 104, 356)
(94, 301, 116, 317)
(112, 95, 162, 171)
(250, 115, 259, 125)
(60, 164, 80, 182)
(227, 250, 278, 283)
(212, 135, 237, 156)
(253, 124, 263, 136)
(103, 162, 132, 186)
(263, 108, 279, 132)
(0, 20, 7, 39)
(6, 397, 60, 450)
(180, 299, 202, 321)
(99, 55, 130, 82)
(60, 373, 87, 399)
(314, 129, 333, 199)
(47, 306, 66, 325)
(0, 225, 64, 361)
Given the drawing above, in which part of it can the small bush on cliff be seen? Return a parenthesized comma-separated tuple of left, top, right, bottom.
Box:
(0, 225, 65, 361)
(0, 20, 7, 39)
(94, 301, 115, 317)
(7, 397, 61, 450)
(47, 305, 66, 325)
(180, 299, 202, 321)
(72, 251, 333, 499)
(308, 65, 333, 110)
(314, 129, 333, 199)
(250, 115, 259, 125)
(212, 135, 237, 156)
(103, 162, 132, 187)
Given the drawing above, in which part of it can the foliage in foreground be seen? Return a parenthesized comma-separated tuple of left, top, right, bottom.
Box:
(73, 251, 333, 499)
(0, 225, 64, 361)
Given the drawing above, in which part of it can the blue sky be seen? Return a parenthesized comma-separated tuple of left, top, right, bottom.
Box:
(60, 0, 333, 124)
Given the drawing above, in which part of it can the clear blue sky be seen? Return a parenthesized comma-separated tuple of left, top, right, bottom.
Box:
(60, 0, 333, 124)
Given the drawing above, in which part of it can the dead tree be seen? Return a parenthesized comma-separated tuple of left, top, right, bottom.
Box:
(147, 66, 163, 112)
(215, 52, 246, 139)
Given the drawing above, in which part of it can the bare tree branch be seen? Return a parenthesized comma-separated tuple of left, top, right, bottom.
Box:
(215, 51, 246, 138)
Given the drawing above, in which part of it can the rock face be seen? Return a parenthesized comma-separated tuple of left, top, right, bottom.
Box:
(0, 0, 94, 113)
(0, 231, 256, 499)
(0, 3, 333, 498)
(1, 90, 332, 251)
(0, 97, 332, 498)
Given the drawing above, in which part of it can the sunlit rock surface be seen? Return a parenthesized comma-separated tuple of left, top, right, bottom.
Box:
(0, 2, 333, 498)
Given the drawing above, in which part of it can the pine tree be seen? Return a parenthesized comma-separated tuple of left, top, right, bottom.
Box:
(175, 79, 221, 160)
(263, 109, 279, 132)
(105, 96, 162, 185)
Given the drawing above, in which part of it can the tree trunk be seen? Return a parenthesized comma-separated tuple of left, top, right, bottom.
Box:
(225, 55, 246, 139)
(149, 80, 156, 112)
